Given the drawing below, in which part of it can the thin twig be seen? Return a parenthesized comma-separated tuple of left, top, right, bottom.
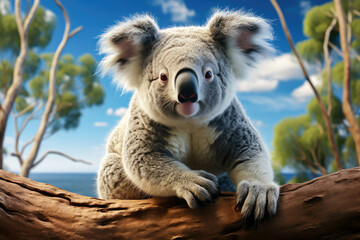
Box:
(20, 137, 35, 156)
(328, 42, 344, 57)
(68, 26, 83, 39)
(270, 0, 342, 169)
(323, 18, 337, 116)
(15, 103, 36, 118)
(32, 150, 91, 168)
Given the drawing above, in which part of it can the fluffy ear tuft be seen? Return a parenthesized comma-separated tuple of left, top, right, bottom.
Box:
(207, 10, 274, 78)
(98, 15, 159, 90)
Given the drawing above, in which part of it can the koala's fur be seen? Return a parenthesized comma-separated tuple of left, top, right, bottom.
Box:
(97, 10, 279, 223)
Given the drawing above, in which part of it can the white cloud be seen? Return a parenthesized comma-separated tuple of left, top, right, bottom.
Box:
(240, 95, 305, 111)
(0, 0, 10, 15)
(300, 1, 312, 16)
(255, 54, 316, 82)
(106, 107, 127, 117)
(155, 0, 195, 22)
(236, 78, 278, 92)
(291, 74, 322, 102)
(114, 107, 127, 117)
(44, 9, 55, 23)
(237, 53, 317, 93)
(106, 108, 113, 115)
(94, 122, 108, 127)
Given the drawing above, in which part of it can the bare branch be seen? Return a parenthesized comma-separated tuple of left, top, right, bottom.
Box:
(354, 9, 360, 17)
(328, 42, 344, 57)
(323, 18, 337, 116)
(68, 26, 83, 39)
(18, 102, 43, 137)
(32, 150, 91, 168)
(15, 103, 36, 118)
(10, 152, 23, 166)
(270, 0, 342, 170)
(20, 137, 35, 156)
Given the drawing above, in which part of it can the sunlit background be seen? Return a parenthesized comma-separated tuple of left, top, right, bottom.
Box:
(2, 0, 358, 196)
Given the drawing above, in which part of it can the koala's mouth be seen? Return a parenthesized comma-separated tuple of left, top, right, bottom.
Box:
(176, 102, 200, 117)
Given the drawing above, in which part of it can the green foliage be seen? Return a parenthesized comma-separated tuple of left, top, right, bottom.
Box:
(0, 7, 55, 54)
(273, 94, 354, 182)
(307, 95, 344, 125)
(303, 2, 335, 41)
(296, 38, 323, 63)
(276, 1, 360, 183)
(0, 59, 13, 92)
(18, 53, 105, 135)
(0, 5, 105, 137)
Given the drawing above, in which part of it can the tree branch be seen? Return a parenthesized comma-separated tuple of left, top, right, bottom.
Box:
(20, 0, 77, 177)
(270, 0, 342, 170)
(19, 137, 34, 156)
(18, 102, 43, 138)
(32, 150, 91, 168)
(334, 0, 360, 165)
(328, 42, 344, 57)
(323, 18, 337, 116)
(0, 0, 39, 169)
(15, 103, 36, 118)
(68, 26, 83, 39)
(1, 168, 360, 239)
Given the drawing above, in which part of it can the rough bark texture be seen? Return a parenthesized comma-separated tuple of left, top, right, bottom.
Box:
(1, 168, 360, 240)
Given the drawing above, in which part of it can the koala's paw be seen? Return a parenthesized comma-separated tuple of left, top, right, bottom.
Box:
(175, 170, 219, 209)
(235, 180, 279, 226)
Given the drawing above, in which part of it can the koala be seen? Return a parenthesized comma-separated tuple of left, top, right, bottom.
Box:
(97, 10, 279, 223)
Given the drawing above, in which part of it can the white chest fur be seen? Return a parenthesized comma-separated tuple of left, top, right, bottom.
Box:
(166, 123, 223, 174)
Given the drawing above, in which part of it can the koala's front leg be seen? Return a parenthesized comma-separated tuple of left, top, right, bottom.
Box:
(123, 128, 219, 208)
(229, 153, 279, 224)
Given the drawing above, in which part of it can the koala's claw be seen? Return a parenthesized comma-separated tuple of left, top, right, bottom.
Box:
(176, 170, 219, 209)
(235, 180, 279, 225)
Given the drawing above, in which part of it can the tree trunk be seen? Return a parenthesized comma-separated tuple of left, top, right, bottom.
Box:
(1, 168, 360, 240)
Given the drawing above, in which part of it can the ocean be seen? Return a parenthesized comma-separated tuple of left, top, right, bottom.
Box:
(28, 172, 298, 197)
(29, 173, 98, 197)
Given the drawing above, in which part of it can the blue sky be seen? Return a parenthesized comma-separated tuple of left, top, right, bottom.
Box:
(2, 0, 330, 174)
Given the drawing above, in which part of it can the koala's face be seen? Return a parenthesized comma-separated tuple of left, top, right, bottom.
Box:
(140, 28, 233, 120)
(99, 11, 273, 123)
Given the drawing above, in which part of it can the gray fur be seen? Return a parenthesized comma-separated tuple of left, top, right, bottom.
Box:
(97, 10, 279, 222)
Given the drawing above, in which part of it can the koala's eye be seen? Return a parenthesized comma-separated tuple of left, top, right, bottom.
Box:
(160, 73, 168, 83)
(205, 71, 212, 79)
(204, 70, 213, 82)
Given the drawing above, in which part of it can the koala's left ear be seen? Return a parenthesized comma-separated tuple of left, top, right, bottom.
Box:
(99, 15, 159, 90)
(207, 10, 274, 78)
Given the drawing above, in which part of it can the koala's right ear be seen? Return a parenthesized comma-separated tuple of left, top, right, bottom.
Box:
(99, 15, 159, 90)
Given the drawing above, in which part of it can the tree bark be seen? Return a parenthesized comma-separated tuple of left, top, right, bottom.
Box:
(1, 168, 360, 240)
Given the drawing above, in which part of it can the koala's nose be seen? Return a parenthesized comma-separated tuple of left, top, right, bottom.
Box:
(175, 69, 198, 103)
